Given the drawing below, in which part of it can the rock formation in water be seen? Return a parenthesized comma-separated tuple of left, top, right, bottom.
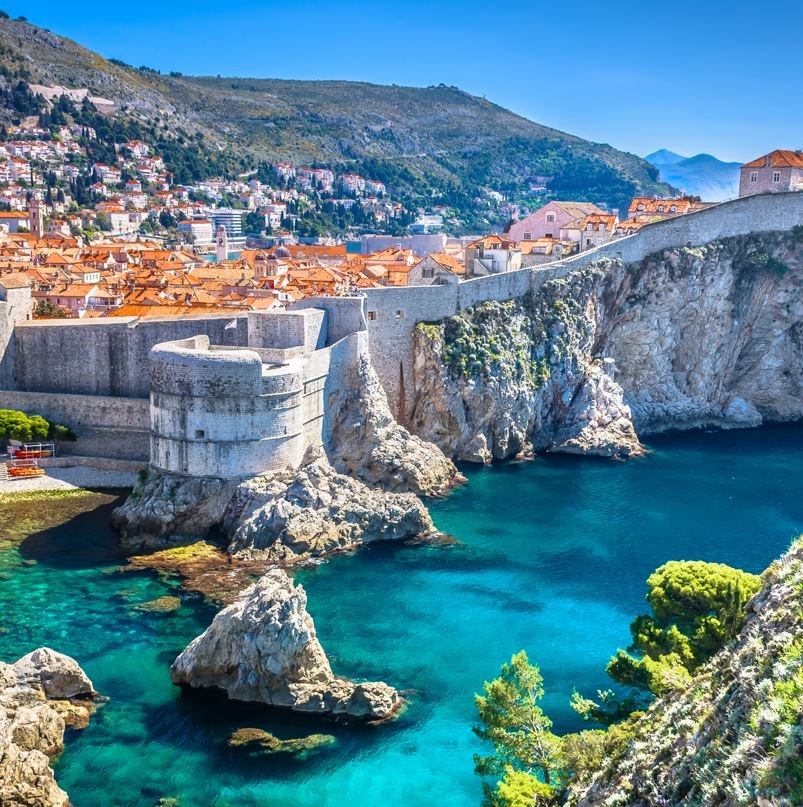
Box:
(1, 647, 99, 807)
(569, 538, 803, 806)
(171, 569, 401, 720)
(224, 450, 434, 562)
(114, 450, 434, 560)
(412, 231, 803, 462)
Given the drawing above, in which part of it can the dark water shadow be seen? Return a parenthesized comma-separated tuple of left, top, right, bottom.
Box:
(17, 491, 129, 569)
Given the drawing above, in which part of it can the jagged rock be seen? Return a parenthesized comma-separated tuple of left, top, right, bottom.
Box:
(224, 451, 434, 562)
(550, 364, 643, 457)
(0, 648, 100, 807)
(570, 539, 803, 806)
(227, 727, 336, 755)
(411, 274, 644, 462)
(326, 353, 457, 495)
(171, 569, 401, 720)
(112, 472, 236, 550)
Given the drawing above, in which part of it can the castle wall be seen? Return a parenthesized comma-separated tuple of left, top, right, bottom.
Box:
(365, 191, 803, 418)
(0, 389, 150, 461)
(12, 314, 250, 397)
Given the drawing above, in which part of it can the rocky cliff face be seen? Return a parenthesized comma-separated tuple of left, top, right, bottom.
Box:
(411, 231, 803, 462)
(171, 569, 400, 721)
(1, 648, 99, 807)
(570, 539, 803, 806)
(326, 352, 457, 495)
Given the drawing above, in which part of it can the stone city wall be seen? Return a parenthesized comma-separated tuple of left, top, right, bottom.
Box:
(365, 192, 803, 418)
(0, 389, 150, 460)
(10, 313, 250, 397)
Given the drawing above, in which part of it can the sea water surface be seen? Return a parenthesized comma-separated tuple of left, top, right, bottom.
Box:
(2, 426, 803, 806)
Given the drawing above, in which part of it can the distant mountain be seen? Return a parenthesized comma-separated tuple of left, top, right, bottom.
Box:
(644, 149, 687, 166)
(0, 17, 672, 229)
(645, 150, 742, 202)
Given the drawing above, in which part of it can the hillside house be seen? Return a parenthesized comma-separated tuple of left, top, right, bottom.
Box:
(740, 151, 803, 197)
(505, 201, 606, 241)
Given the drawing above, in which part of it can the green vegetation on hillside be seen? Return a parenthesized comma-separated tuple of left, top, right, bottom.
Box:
(0, 16, 672, 231)
(473, 558, 766, 806)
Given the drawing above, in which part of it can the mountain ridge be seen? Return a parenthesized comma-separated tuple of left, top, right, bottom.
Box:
(0, 16, 671, 225)
(646, 148, 741, 202)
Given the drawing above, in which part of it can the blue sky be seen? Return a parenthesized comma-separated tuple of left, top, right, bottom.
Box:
(4, 1, 800, 162)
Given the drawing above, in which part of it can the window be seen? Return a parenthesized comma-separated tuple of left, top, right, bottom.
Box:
(523, 231, 532, 240)
(750, 172, 758, 183)
(598, 223, 605, 231)
(637, 203, 645, 211)
(658, 205, 665, 212)
(586, 223, 593, 231)
(546, 213, 555, 223)
(194, 429, 205, 439)
(670, 205, 677, 213)
(395, 309, 405, 320)
(422, 267, 434, 279)
(545, 232, 553, 238)
(367, 310, 377, 321)
(773, 171, 781, 183)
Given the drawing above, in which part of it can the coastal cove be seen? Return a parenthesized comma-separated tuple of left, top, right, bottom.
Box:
(2, 426, 803, 807)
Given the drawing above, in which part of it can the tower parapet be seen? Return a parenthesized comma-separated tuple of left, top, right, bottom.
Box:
(149, 335, 306, 478)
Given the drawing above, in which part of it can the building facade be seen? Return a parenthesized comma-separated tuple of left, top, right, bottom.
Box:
(740, 151, 803, 197)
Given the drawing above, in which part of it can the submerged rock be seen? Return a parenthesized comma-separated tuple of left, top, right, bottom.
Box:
(0, 648, 100, 807)
(171, 569, 401, 721)
(135, 595, 182, 613)
(227, 727, 336, 755)
(224, 451, 435, 562)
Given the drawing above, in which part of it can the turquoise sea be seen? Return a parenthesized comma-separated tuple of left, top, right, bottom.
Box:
(2, 425, 803, 806)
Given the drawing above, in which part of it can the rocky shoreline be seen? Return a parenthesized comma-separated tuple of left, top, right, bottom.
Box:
(1, 648, 101, 807)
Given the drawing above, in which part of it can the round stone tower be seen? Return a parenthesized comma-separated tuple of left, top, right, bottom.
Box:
(148, 336, 306, 479)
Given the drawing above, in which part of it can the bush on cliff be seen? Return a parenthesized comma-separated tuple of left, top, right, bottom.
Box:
(606, 560, 761, 696)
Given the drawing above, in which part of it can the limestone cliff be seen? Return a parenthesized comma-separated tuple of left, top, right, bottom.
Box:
(1, 648, 99, 807)
(171, 569, 401, 721)
(326, 352, 457, 495)
(411, 230, 803, 462)
(570, 539, 803, 806)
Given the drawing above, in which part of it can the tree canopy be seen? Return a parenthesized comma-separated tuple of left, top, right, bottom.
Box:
(607, 560, 761, 695)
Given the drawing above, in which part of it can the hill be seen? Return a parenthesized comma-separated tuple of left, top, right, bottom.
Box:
(0, 16, 670, 228)
(570, 539, 803, 805)
(646, 149, 741, 202)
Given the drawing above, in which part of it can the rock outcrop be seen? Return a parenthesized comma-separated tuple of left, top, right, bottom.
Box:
(411, 231, 803, 462)
(171, 569, 401, 720)
(224, 451, 434, 562)
(114, 452, 434, 562)
(1, 648, 99, 807)
(412, 269, 644, 462)
(326, 352, 457, 495)
(112, 472, 236, 549)
(570, 538, 803, 806)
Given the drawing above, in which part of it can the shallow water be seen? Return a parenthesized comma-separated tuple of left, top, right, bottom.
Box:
(2, 426, 803, 806)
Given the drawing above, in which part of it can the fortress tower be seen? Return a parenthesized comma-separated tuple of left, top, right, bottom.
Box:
(215, 225, 228, 262)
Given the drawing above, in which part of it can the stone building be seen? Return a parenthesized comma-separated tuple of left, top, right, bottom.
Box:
(740, 150, 803, 198)
(505, 201, 606, 241)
